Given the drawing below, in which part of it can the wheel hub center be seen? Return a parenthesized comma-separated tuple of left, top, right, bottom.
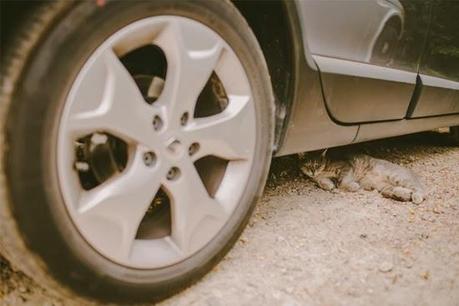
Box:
(166, 138, 184, 158)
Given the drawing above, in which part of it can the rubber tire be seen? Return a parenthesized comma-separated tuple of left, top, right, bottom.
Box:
(0, 1, 274, 303)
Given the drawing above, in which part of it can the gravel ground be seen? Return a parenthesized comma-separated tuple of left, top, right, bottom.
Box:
(1, 131, 459, 306)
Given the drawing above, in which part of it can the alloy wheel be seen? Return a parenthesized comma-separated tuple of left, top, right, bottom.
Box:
(57, 16, 256, 269)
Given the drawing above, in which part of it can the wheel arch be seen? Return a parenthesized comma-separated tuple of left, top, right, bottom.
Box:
(232, 0, 301, 153)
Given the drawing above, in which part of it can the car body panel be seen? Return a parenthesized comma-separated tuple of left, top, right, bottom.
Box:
(418, 1, 459, 82)
(275, 0, 358, 156)
(411, 1, 459, 117)
(410, 75, 459, 117)
(300, 0, 405, 64)
(295, 0, 430, 123)
(355, 113, 459, 143)
(315, 55, 416, 123)
(275, 54, 359, 155)
(276, 0, 459, 156)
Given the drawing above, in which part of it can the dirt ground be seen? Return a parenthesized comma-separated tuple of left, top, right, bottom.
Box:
(1, 131, 459, 306)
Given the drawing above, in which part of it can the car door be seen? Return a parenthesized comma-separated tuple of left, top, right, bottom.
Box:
(296, 0, 431, 123)
(408, 0, 459, 118)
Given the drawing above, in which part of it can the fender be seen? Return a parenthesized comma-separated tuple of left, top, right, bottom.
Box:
(274, 0, 358, 156)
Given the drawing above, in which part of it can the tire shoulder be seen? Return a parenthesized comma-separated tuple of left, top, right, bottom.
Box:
(0, 1, 89, 303)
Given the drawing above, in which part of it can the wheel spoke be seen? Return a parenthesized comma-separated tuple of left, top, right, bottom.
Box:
(185, 95, 254, 161)
(76, 149, 164, 261)
(67, 48, 156, 146)
(155, 20, 224, 126)
(164, 159, 227, 254)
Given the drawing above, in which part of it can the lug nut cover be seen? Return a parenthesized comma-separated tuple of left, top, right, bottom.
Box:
(188, 142, 200, 156)
(143, 151, 157, 167)
(152, 115, 163, 131)
(180, 112, 189, 126)
(167, 167, 180, 180)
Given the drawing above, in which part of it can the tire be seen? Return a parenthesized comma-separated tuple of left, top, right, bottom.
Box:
(0, 1, 274, 303)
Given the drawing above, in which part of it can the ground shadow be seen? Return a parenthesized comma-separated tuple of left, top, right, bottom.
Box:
(268, 130, 457, 188)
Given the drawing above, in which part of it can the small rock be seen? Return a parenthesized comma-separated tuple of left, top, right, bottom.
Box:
(402, 258, 414, 269)
(419, 233, 430, 240)
(18, 286, 27, 293)
(420, 271, 430, 280)
(379, 261, 393, 273)
(360, 233, 368, 239)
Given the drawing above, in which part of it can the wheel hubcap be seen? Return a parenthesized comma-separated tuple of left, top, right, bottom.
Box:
(57, 16, 256, 268)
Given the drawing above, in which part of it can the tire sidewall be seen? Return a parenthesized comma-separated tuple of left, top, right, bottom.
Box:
(6, 0, 273, 301)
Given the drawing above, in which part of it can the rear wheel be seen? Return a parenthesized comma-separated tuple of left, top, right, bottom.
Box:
(0, 1, 274, 302)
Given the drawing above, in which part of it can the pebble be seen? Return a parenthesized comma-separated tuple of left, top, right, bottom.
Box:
(402, 258, 414, 269)
(420, 271, 430, 280)
(379, 261, 394, 273)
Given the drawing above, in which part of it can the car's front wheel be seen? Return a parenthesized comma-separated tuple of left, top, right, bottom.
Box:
(0, 0, 274, 302)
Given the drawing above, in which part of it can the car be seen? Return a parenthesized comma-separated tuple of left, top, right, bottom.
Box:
(1, 0, 458, 303)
